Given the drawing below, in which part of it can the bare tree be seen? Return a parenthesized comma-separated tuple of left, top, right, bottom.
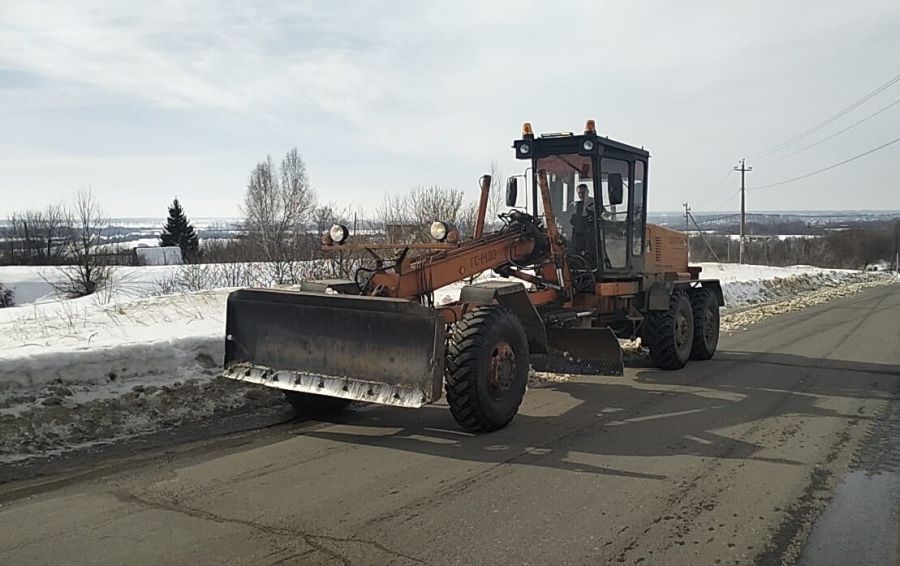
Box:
(311, 202, 369, 279)
(486, 160, 505, 229)
(377, 185, 470, 243)
(243, 156, 279, 251)
(377, 183, 492, 243)
(39, 204, 70, 262)
(377, 193, 412, 243)
(51, 190, 113, 297)
(280, 148, 316, 223)
(3, 204, 70, 265)
(457, 201, 480, 240)
(313, 203, 341, 236)
(241, 148, 318, 284)
(409, 185, 465, 227)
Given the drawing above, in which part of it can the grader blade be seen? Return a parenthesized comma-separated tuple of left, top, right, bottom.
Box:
(530, 326, 624, 376)
(224, 289, 446, 408)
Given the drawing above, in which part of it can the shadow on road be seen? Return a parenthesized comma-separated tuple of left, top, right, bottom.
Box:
(301, 351, 900, 480)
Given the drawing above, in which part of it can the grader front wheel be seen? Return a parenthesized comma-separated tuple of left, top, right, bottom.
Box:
(445, 306, 529, 433)
(644, 292, 694, 370)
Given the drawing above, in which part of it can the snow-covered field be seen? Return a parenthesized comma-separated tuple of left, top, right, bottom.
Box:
(0, 262, 896, 462)
(0, 264, 179, 305)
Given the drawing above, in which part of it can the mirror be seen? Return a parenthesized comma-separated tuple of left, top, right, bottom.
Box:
(608, 173, 624, 206)
(505, 177, 518, 207)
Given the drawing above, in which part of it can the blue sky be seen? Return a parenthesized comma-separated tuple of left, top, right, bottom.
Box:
(2, 0, 900, 217)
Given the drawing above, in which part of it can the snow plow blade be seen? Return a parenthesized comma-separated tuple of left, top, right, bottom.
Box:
(224, 289, 446, 408)
(530, 326, 624, 376)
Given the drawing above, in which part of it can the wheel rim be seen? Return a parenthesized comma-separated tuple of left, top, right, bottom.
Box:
(675, 311, 690, 350)
(488, 341, 517, 399)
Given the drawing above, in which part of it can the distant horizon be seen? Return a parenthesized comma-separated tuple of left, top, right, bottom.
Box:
(98, 209, 900, 222)
(3, 208, 898, 228)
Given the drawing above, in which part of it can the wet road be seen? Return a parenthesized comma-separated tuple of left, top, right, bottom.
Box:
(1, 284, 899, 565)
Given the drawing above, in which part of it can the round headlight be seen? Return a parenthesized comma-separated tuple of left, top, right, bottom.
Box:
(518, 143, 531, 155)
(329, 224, 349, 244)
(582, 139, 594, 151)
(430, 221, 448, 241)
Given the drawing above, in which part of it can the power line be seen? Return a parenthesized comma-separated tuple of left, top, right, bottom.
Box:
(750, 135, 900, 191)
(758, 95, 900, 166)
(753, 71, 900, 160)
(691, 168, 734, 208)
(687, 211, 721, 262)
(707, 188, 741, 212)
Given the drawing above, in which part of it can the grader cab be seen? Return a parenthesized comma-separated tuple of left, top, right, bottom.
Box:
(224, 120, 722, 432)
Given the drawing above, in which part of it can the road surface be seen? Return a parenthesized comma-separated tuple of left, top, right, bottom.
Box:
(1, 284, 899, 565)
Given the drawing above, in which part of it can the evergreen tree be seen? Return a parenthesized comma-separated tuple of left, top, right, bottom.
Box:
(160, 198, 200, 262)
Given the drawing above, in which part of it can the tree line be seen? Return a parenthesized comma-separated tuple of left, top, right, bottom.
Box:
(1, 147, 486, 298)
(3, 142, 897, 304)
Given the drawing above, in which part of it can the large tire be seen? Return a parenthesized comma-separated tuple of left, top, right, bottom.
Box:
(445, 306, 529, 433)
(284, 391, 351, 416)
(643, 291, 694, 370)
(689, 288, 720, 360)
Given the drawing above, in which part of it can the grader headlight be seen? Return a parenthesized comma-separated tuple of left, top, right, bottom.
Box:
(329, 224, 349, 244)
(430, 221, 449, 242)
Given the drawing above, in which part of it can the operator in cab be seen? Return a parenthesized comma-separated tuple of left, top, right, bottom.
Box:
(573, 183, 594, 210)
(569, 183, 595, 255)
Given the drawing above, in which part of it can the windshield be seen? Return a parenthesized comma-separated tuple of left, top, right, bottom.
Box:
(531, 153, 637, 271)
(532, 154, 599, 273)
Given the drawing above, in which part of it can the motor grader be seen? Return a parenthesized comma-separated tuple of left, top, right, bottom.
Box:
(224, 120, 723, 432)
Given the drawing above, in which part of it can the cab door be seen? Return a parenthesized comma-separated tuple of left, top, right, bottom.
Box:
(598, 157, 632, 270)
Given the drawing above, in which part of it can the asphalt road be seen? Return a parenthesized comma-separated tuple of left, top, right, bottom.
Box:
(1, 284, 899, 565)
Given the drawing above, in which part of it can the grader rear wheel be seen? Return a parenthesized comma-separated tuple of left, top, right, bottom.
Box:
(689, 288, 720, 360)
(444, 306, 529, 433)
(643, 291, 694, 370)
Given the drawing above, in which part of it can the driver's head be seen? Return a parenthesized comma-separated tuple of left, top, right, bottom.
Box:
(576, 183, 589, 200)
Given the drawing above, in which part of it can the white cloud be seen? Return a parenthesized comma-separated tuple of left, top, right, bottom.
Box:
(2, 0, 900, 215)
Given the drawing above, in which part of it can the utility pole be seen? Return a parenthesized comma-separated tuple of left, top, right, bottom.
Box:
(734, 159, 752, 264)
(683, 202, 691, 260)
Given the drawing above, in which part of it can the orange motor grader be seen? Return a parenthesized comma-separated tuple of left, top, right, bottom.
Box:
(224, 121, 723, 432)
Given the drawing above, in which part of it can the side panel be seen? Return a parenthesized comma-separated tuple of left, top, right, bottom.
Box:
(645, 224, 689, 274)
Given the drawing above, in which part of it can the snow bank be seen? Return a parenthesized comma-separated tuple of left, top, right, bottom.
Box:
(0, 290, 226, 388)
(0, 289, 244, 462)
(696, 263, 872, 308)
